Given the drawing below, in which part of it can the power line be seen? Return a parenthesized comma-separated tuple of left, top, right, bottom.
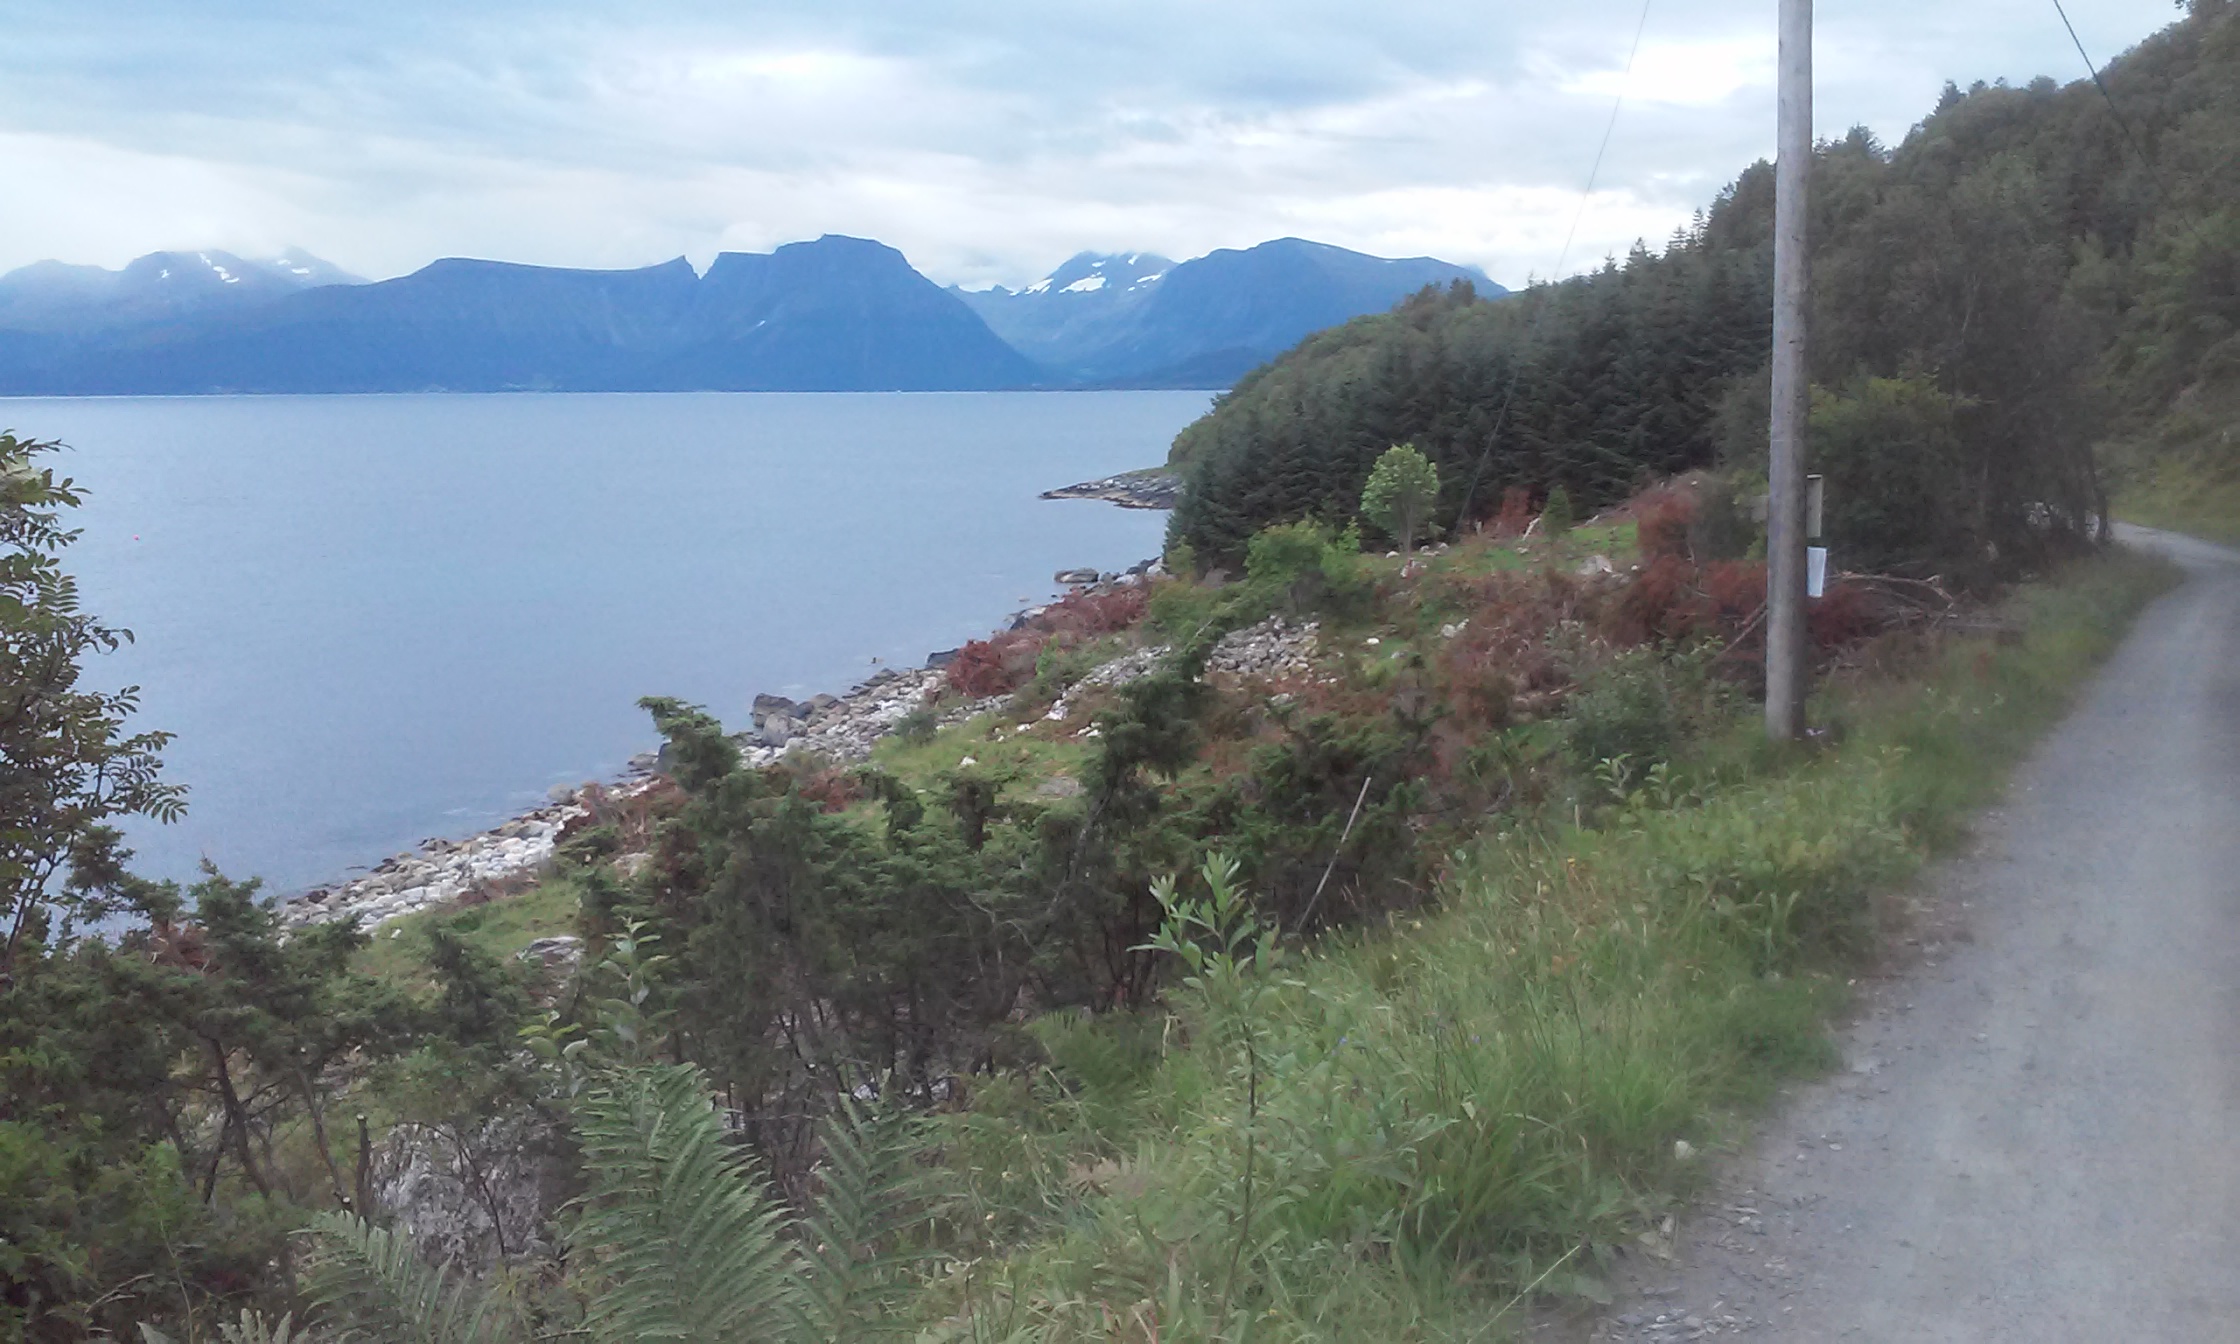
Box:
(1454, 0, 1655, 524)
(2050, 0, 2172, 203)
(1559, 0, 1657, 283)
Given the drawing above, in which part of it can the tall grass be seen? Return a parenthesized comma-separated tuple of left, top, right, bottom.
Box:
(911, 548, 2175, 1341)
(2113, 447, 2240, 547)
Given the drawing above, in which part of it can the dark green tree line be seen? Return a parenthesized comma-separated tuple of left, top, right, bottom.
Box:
(1170, 1, 2240, 573)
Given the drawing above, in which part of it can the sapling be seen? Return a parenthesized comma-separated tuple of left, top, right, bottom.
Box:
(1361, 443, 1441, 559)
(1540, 484, 1575, 536)
(1140, 853, 1281, 1337)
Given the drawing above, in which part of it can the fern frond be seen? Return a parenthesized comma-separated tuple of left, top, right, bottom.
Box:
(563, 1061, 801, 1342)
(218, 1309, 297, 1344)
(794, 1096, 934, 1341)
(297, 1212, 519, 1344)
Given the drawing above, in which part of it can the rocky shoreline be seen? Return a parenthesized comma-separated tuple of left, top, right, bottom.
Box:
(1039, 469, 1180, 510)
(284, 560, 1186, 933)
(281, 789, 606, 932)
(284, 443, 1299, 938)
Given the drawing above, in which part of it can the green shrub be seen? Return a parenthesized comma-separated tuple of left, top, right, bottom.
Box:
(1688, 473, 1757, 561)
(1244, 518, 1365, 616)
(1811, 374, 1974, 575)
(892, 706, 937, 745)
(1146, 574, 1231, 644)
(1565, 646, 1715, 772)
(1540, 484, 1575, 535)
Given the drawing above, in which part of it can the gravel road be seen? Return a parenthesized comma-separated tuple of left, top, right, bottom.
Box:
(1549, 527, 2240, 1342)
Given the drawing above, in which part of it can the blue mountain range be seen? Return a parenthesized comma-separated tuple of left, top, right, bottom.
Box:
(0, 235, 1501, 395)
(959, 239, 1499, 386)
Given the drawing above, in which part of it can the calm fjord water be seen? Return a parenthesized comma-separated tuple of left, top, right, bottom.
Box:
(15, 391, 1203, 892)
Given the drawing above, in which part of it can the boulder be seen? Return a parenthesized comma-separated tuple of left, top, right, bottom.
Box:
(377, 1110, 568, 1275)
(1054, 567, 1101, 586)
(758, 714, 803, 748)
(519, 934, 583, 968)
(751, 692, 802, 728)
(925, 648, 961, 670)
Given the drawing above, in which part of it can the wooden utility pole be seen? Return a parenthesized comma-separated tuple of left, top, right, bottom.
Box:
(1765, 0, 1812, 740)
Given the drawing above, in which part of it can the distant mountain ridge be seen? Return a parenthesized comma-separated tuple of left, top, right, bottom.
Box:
(0, 237, 1036, 395)
(0, 248, 361, 334)
(0, 236, 1502, 395)
(960, 239, 1503, 387)
(954, 252, 1175, 381)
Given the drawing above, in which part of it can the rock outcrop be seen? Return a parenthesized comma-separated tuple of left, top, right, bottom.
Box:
(1039, 472, 1182, 510)
(741, 667, 1005, 769)
(1041, 617, 1321, 724)
(375, 1111, 571, 1273)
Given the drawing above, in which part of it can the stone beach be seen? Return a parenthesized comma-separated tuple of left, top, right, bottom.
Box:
(287, 554, 1315, 932)
(282, 553, 1341, 935)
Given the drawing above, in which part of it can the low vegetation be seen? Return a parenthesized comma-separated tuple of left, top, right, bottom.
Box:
(0, 370, 2179, 1339)
(859, 545, 2172, 1339)
(2112, 439, 2240, 544)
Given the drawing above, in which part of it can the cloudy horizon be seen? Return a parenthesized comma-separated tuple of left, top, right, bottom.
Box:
(4, 1, 2182, 291)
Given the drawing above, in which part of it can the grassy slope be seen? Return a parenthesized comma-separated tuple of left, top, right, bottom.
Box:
(352, 523, 1639, 990)
(2108, 376, 2240, 545)
(908, 547, 2175, 1341)
(2114, 451, 2240, 547)
(340, 527, 2172, 1339)
(353, 876, 582, 986)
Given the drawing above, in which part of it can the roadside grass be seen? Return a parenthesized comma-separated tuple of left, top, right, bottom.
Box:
(320, 537, 2178, 1341)
(906, 546, 2176, 1341)
(2113, 450, 2240, 547)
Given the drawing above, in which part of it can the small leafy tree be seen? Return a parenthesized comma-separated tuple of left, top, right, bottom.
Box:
(1360, 443, 1440, 558)
(1139, 855, 1281, 1338)
(0, 433, 185, 978)
(1810, 374, 1975, 575)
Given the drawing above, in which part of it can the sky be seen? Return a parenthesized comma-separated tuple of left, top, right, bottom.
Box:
(0, 1, 2187, 290)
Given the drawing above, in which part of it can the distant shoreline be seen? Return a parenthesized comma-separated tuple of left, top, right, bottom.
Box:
(1040, 466, 1179, 510)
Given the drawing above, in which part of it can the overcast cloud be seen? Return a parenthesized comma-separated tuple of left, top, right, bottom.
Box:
(0, 1, 2183, 289)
